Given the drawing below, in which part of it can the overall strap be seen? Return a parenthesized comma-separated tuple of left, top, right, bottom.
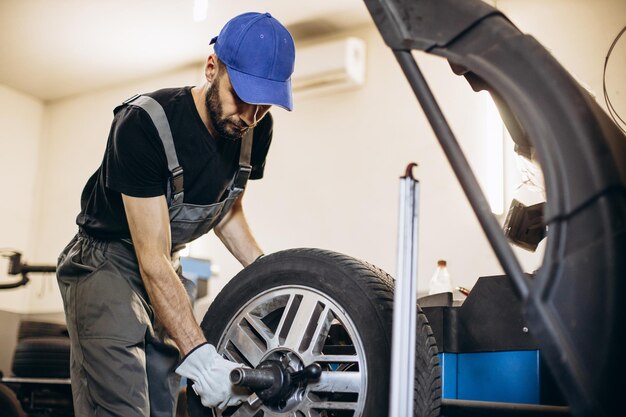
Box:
(232, 128, 254, 191)
(123, 94, 184, 206)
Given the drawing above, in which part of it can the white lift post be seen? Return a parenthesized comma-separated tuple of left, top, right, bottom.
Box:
(389, 163, 420, 417)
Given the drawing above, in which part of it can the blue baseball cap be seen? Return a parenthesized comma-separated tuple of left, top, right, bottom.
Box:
(210, 12, 295, 111)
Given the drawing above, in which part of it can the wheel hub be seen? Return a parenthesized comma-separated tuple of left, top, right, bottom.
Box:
(230, 350, 321, 412)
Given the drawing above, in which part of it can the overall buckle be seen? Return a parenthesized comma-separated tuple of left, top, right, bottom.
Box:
(123, 94, 141, 105)
(170, 166, 184, 195)
(233, 165, 252, 190)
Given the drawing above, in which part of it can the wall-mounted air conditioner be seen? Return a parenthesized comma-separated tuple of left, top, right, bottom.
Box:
(292, 37, 366, 97)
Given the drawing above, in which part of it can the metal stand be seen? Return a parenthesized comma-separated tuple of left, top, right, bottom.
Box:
(0, 251, 56, 290)
(389, 163, 420, 417)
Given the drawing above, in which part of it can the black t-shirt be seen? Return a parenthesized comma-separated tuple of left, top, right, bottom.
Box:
(76, 87, 273, 240)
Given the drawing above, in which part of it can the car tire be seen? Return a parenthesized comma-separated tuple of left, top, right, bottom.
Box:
(17, 320, 68, 341)
(12, 337, 70, 378)
(188, 248, 441, 417)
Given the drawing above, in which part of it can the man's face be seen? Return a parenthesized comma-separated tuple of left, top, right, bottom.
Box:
(205, 66, 271, 141)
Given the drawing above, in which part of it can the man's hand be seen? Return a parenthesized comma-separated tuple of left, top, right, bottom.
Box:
(176, 343, 250, 410)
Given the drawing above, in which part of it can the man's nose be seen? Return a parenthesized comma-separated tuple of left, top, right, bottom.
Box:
(239, 103, 258, 127)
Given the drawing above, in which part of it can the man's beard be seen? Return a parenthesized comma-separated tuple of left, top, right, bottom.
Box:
(205, 76, 248, 142)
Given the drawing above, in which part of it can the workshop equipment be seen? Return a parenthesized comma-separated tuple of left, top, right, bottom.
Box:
(364, 0, 626, 415)
(0, 251, 56, 289)
(389, 162, 420, 417)
(231, 360, 321, 408)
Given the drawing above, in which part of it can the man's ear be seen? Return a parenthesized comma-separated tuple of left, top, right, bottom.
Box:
(205, 54, 219, 83)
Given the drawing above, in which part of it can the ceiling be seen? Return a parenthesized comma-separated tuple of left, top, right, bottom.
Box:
(0, 0, 372, 102)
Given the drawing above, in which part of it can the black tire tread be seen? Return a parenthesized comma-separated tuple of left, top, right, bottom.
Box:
(257, 248, 398, 338)
(17, 321, 68, 340)
(12, 337, 70, 378)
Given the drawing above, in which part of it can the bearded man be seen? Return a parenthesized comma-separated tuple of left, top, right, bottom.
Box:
(56, 12, 295, 417)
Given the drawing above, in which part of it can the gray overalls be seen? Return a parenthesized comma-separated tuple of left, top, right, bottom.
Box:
(56, 95, 253, 417)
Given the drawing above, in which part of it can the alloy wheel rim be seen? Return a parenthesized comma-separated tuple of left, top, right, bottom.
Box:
(216, 285, 368, 417)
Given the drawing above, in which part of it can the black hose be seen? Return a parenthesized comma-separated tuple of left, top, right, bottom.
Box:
(0, 276, 30, 290)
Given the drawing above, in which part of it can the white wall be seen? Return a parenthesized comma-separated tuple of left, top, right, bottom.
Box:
(236, 29, 527, 298)
(203, 0, 626, 298)
(0, 85, 45, 312)
(499, 0, 626, 104)
(2, 0, 624, 315)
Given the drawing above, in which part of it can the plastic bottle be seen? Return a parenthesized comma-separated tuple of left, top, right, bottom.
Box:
(428, 259, 454, 295)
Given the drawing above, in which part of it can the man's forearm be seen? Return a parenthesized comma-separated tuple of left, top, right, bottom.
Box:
(122, 194, 206, 356)
(215, 199, 263, 266)
(139, 255, 206, 355)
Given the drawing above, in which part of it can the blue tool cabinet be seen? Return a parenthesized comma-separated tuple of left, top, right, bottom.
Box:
(420, 276, 566, 409)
